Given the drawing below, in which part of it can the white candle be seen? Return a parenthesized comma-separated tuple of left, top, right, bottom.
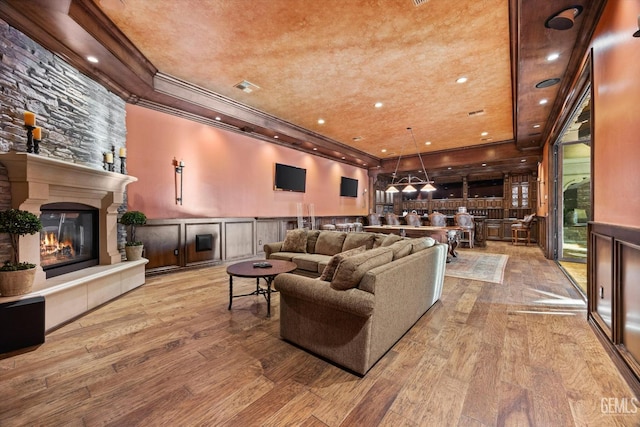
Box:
(119, 147, 126, 158)
(179, 160, 185, 167)
(105, 152, 114, 163)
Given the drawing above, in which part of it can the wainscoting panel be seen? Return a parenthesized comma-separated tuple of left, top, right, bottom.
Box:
(620, 241, 640, 370)
(136, 224, 180, 270)
(185, 222, 222, 266)
(592, 232, 613, 337)
(256, 220, 281, 254)
(224, 221, 255, 260)
(588, 222, 640, 396)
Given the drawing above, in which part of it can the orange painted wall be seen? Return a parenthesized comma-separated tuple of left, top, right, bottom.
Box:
(591, 1, 640, 226)
(125, 104, 369, 219)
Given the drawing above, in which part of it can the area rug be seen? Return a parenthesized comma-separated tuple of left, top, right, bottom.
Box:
(445, 253, 509, 284)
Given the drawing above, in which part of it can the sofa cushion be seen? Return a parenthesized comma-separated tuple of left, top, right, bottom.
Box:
(306, 230, 321, 253)
(292, 253, 332, 273)
(319, 245, 367, 281)
(282, 229, 308, 253)
(342, 232, 376, 251)
(269, 252, 298, 261)
(411, 236, 436, 253)
(372, 233, 386, 248)
(380, 233, 403, 247)
(331, 247, 393, 290)
(315, 231, 347, 256)
(388, 239, 413, 260)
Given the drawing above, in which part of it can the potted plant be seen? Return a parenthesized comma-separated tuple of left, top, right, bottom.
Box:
(0, 208, 43, 296)
(120, 210, 147, 261)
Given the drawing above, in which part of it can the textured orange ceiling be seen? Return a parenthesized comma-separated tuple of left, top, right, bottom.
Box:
(96, 0, 513, 159)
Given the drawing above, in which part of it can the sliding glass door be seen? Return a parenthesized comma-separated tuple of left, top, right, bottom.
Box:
(554, 89, 591, 293)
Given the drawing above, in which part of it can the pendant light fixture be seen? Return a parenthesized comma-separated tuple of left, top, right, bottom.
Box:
(385, 127, 436, 193)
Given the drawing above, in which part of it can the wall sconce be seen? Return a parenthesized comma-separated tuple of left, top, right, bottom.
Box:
(634, 15, 640, 38)
(174, 159, 185, 205)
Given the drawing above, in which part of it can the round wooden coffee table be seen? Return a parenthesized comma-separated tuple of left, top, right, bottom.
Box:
(226, 259, 297, 316)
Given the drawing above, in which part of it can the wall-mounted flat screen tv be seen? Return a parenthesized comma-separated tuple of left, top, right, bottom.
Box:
(274, 163, 306, 192)
(340, 177, 358, 197)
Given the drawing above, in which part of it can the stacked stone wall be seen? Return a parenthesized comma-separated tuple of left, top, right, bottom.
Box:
(0, 19, 129, 261)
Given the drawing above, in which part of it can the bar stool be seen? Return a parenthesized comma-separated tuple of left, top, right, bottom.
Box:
(511, 214, 535, 245)
(335, 223, 350, 232)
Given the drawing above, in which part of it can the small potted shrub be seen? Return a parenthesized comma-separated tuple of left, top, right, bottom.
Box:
(0, 208, 43, 296)
(120, 210, 147, 261)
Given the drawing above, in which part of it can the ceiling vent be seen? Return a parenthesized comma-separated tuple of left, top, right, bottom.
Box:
(412, 0, 429, 6)
(468, 109, 485, 116)
(234, 80, 260, 93)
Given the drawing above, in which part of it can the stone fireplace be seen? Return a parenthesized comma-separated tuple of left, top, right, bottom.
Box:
(0, 152, 147, 331)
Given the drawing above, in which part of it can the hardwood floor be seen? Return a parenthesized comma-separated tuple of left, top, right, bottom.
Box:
(1, 242, 638, 426)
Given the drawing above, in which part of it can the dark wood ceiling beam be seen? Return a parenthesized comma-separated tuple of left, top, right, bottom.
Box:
(377, 142, 541, 176)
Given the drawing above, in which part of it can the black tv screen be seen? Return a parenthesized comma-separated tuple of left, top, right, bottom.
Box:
(274, 163, 306, 192)
(340, 177, 358, 197)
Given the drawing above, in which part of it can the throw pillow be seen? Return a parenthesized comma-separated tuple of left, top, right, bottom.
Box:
(380, 233, 403, 247)
(331, 247, 393, 290)
(315, 231, 347, 255)
(319, 245, 367, 281)
(281, 229, 307, 253)
(306, 230, 321, 253)
(388, 239, 413, 260)
(342, 232, 376, 251)
(411, 237, 436, 253)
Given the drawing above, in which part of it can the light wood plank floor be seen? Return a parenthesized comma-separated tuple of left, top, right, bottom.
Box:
(1, 242, 638, 426)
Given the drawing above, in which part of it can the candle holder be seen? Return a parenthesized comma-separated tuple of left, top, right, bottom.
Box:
(120, 156, 127, 174)
(104, 152, 114, 171)
(34, 137, 40, 155)
(25, 125, 35, 153)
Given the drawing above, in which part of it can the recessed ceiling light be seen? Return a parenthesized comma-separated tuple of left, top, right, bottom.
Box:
(341, 156, 346, 160)
(273, 135, 279, 139)
(481, 131, 489, 136)
(313, 147, 317, 151)
(381, 149, 387, 153)
(482, 163, 487, 167)
(521, 159, 527, 162)
(539, 99, 548, 105)
(456, 77, 468, 84)
(425, 141, 431, 145)
(533, 124, 541, 128)
(547, 53, 560, 61)
(374, 102, 383, 108)
(215, 116, 221, 121)
(352, 136, 363, 142)
(87, 56, 99, 63)
(317, 118, 325, 124)
(447, 167, 452, 170)
(536, 78, 561, 88)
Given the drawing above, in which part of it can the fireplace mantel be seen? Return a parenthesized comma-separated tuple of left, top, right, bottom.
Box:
(0, 152, 137, 287)
(0, 152, 146, 332)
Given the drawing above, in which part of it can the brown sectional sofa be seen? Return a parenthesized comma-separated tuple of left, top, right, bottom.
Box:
(264, 229, 447, 375)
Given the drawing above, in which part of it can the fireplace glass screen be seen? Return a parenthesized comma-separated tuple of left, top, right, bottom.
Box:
(40, 205, 98, 277)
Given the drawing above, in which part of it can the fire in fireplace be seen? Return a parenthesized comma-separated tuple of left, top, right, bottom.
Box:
(39, 203, 99, 278)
